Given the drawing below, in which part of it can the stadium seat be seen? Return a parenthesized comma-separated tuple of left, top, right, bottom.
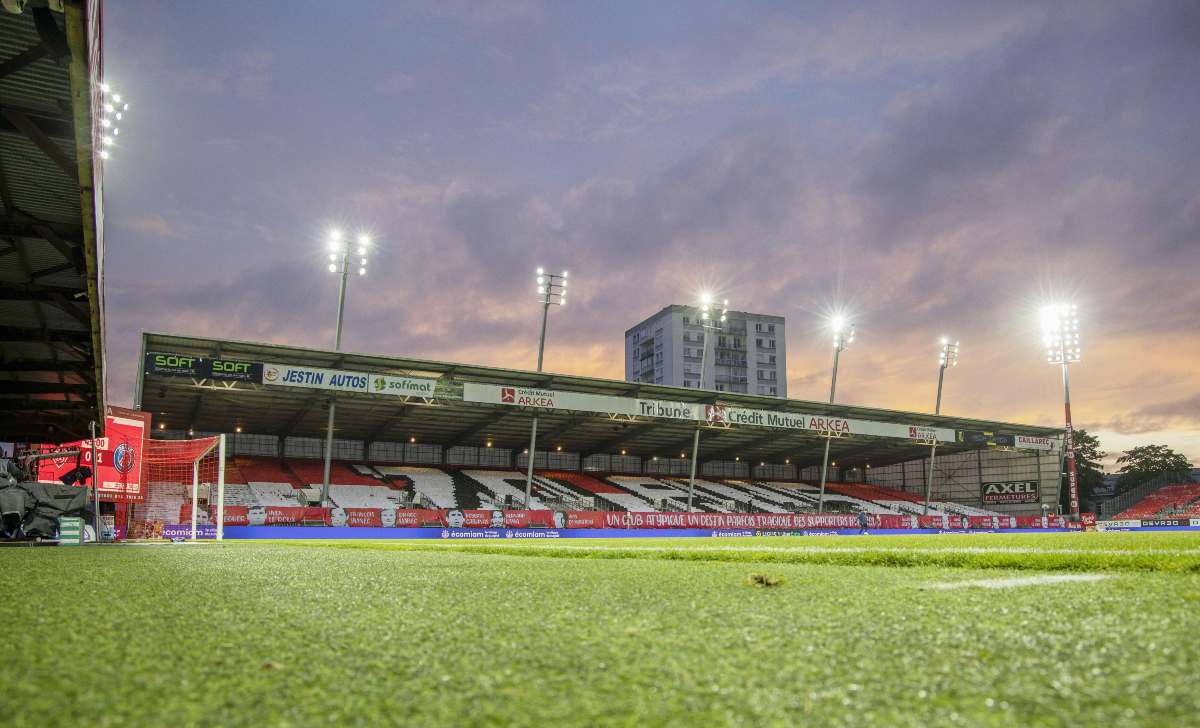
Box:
(375, 466, 459, 508)
(1115, 483, 1200, 519)
(460, 470, 546, 510)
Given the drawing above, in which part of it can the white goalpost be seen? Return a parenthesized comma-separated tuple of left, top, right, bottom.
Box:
(131, 434, 226, 541)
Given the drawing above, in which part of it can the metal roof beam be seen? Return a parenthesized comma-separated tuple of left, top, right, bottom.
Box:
(362, 404, 413, 445)
(0, 44, 48, 80)
(447, 409, 520, 445)
(0, 108, 78, 181)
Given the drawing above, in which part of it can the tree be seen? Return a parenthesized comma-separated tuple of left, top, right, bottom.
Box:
(1115, 444, 1194, 493)
(1071, 429, 1106, 501)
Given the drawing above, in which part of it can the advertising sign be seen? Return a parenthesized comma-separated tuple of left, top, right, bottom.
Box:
(38, 406, 150, 503)
(464, 383, 957, 443)
(981, 480, 1040, 504)
(261, 363, 438, 398)
(958, 430, 1015, 447)
(144, 352, 262, 382)
(1014, 435, 1056, 451)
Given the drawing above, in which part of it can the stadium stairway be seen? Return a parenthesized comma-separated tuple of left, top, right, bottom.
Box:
(460, 470, 546, 509)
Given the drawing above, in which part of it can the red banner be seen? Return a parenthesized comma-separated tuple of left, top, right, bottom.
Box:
(36, 406, 151, 503)
(200, 508, 1071, 531)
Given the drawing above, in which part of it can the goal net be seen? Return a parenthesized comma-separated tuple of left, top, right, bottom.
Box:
(127, 436, 226, 541)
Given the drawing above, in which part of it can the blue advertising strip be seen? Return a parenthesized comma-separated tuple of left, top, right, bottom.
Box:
(1098, 525, 1200, 532)
(162, 523, 218, 539)
(222, 526, 1077, 540)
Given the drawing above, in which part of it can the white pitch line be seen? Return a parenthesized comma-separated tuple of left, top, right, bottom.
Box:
(407, 543, 1200, 557)
(926, 574, 1113, 590)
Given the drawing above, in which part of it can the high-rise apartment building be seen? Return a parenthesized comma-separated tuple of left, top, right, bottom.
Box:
(624, 305, 786, 397)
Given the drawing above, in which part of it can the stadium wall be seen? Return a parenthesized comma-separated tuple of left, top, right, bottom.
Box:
(865, 448, 1061, 516)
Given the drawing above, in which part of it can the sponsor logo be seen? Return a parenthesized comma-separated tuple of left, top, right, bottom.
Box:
(263, 365, 280, 382)
(1140, 518, 1190, 527)
(908, 426, 937, 440)
(507, 388, 555, 407)
(154, 354, 199, 369)
(374, 377, 386, 392)
(982, 480, 1040, 504)
(113, 441, 136, 475)
(705, 405, 726, 424)
(1015, 435, 1054, 449)
(807, 416, 850, 433)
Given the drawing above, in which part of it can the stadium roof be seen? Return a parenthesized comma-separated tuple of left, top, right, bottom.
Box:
(139, 332, 1062, 469)
(0, 2, 106, 442)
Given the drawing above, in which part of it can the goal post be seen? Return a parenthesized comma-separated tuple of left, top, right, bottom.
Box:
(131, 435, 226, 541)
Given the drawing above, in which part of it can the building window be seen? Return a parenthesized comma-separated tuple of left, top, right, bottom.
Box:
(682, 316, 690, 325)
(768, 324, 775, 333)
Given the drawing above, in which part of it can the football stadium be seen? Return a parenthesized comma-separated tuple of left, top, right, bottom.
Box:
(2, 2, 1199, 727)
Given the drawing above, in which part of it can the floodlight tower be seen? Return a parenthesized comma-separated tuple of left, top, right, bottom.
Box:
(923, 338, 959, 514)
(319, 231, 370, 506)
(96, 83, 129, 161)
(523, 268, 568, 509)
(686, 293, 728, 512)
(816, 316, 854, 514)
(1041, 303, 1082, 518)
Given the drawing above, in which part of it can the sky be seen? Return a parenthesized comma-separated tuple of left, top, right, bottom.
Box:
(101, 1, 1200, 468)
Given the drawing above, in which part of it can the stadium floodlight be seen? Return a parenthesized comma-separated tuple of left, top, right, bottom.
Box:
(686, 293, 729, 512)
(817, 313, 855, 514)
(1040, 303, 1082, 518)
(96, 84, 128, 162)
(523, 267, 571, 509)
(923, 338, 960, 514)
(318, 228, 375, 508)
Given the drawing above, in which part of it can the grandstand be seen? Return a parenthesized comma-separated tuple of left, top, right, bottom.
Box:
(1114, 482, 1200, 520)
(129, 331, 1067, 531)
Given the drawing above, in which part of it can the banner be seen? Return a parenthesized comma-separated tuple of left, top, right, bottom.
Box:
(38, 406, 150, 502)
(261, 363, 438, 398)
(1014, 435, 1055, 451)
(144, 352, 262, 383)
(464, 383, 957, 443)
(981, 480, 1040, 504)
(153, 507, 1089, 535)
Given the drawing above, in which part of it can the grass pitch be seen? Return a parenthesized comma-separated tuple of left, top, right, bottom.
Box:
(3, 532, 1199, 727)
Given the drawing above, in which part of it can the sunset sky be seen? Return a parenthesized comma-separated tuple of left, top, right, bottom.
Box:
(102, 2, 1200, 468)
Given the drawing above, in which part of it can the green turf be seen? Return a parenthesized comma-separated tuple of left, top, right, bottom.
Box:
(283, 531, 1200, 572)
(2, 532, 1199, 727)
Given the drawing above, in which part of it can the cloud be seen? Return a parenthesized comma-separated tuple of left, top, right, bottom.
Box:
(124, 214, 182, 239)
(101, 1, 1200, 465)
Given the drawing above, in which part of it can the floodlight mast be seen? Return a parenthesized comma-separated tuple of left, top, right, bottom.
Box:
(1041, 304, 1082, 518)
(816, 318, 854, 514)
(923, 338, 959, 515)
(523, 269, 568, 509)
(320, 232, 371, 507)
(686, 295, 728, 512)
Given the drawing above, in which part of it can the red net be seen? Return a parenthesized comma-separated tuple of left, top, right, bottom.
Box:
(127, 437, 223, 540)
